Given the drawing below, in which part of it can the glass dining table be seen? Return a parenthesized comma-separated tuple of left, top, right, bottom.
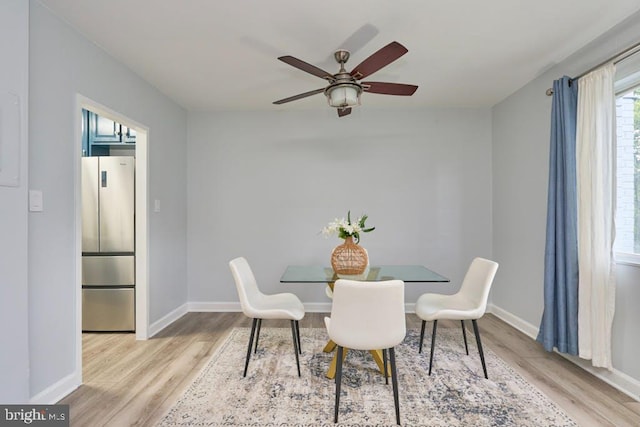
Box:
(280, 265, 450, 379)
(280, 265, 450, 284)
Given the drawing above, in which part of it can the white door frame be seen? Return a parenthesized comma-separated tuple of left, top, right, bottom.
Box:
(74, 95, 150, 379)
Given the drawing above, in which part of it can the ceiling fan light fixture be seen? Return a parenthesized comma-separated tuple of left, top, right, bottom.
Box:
(325, 83, 362, 108)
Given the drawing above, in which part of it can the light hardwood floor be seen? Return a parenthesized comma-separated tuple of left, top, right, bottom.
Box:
(59, 313, 640, 426)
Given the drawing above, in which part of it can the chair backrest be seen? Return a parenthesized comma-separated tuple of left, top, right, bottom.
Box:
(229, 257, 262, 317)
(458, 257, 499, 314)
(328, 279, 406, 350)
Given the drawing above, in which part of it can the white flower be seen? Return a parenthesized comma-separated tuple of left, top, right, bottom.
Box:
(320, 211, 375, 243)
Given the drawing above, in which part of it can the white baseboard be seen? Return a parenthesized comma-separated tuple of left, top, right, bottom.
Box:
(301, 302, 331, 313)
(487, 303, 640, 402)
(148, 303, 188, 337)
(30, 371, 80, 405)
(559, 352, 640, 401)
(487, 303, 539, 338)
(187, 301, 240, 312)
(186, 301, 332, 313)
(185, 302, 415, 314)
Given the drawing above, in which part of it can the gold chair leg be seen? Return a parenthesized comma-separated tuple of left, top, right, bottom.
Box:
(326, 348, 389, 379)
(326, 348, 349, 379)
(323, 339, 337, 353)
(369, 349, 390, 377)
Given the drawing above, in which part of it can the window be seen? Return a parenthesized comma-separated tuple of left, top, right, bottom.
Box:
(614, 51, 640, 261)
(615, 81, 640, 261)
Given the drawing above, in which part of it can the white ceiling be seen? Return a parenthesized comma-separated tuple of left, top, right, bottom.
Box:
(39, 0, 640, 112)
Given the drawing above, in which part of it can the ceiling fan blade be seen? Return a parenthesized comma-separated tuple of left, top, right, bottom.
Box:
(362, 82, 418, 96)
(320, 23, 380, 68)
(273, 88, 325, 105)
(337, 107, 352, 117)
(278, 56, 335, 81)
(350, 42, 408, 79)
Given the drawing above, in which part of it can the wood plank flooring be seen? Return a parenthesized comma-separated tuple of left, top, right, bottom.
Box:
(59, 313, 640, 426)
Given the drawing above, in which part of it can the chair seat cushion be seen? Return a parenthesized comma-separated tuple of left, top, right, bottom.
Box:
(246, 292, 305, 320)
(415, 293, 485, 321)
(326, 316, 405, 350)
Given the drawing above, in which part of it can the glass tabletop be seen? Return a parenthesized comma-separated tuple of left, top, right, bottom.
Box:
(280, 265, 450, 283)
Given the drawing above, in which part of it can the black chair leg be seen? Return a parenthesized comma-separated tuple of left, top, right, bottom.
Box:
(295, 320, 302, 354)
(461, 320, 469, 355)
(334, 346, 344, 423)
(382, 349, 388, 385)
(428, 320, 438, 376)
(389, 347, 401, 426)
(243, 318, 258, 377)
(254, 318, 262, 354)
(419, 320, 426, 353)
(290, 320, 301, 377)
(472, 319, 488, 379)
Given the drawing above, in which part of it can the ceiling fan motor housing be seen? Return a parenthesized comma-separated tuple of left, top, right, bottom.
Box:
(334, 49, 350, 64)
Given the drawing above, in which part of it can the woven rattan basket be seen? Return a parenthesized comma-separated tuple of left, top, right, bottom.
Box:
(330, 236, 369, 275)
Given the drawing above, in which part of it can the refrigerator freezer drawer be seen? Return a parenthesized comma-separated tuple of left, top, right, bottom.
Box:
(82, 255, 135, 286)
(82, 288, 135, 332)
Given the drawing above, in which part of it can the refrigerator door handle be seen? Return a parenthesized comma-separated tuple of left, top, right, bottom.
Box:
(101, 170, 107, 187)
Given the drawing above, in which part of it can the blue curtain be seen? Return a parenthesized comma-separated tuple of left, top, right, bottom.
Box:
(537, 76, 579, 355)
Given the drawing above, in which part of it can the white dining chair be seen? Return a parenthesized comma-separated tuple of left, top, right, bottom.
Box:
(325, 279, 406, 425)
(415, 257, 498, 379)
(229, 257, 305, 377)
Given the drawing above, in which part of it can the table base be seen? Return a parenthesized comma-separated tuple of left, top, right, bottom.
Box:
(322, 339, 390, 379)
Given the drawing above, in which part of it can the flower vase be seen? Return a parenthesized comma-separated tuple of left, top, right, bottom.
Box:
(331, 236, 369, 276)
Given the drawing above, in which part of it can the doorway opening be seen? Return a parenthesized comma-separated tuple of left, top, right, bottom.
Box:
(75, 95, 149, 381)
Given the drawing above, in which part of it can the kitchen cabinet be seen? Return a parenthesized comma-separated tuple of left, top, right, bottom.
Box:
(89, 113, 120, 143)
(87, 111, 136, 145)
(122, 125, 136, 143)
(84, 111, 135, 157)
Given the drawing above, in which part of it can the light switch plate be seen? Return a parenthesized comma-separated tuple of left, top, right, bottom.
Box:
(154, 199, 161, 213)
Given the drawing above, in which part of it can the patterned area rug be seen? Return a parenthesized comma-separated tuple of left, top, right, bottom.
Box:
(158, 327, 576, 426)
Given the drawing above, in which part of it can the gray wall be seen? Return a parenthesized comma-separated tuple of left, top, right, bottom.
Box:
(492, 12, 640, 383)
(0, 0, 29, 403)
(28, 1, 188, 398)
(187, 108, 493, 306)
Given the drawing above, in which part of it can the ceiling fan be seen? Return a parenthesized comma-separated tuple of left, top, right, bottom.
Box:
(273, 41, 418, 117)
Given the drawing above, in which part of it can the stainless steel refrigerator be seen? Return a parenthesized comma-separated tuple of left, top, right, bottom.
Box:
(81, 156, 135, 332)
